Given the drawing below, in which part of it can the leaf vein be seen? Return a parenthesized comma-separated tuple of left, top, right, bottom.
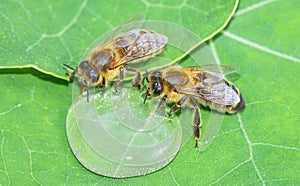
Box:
(0, 130, 11, 185)
(252, 142, 300, 152)
(246, 99, 300, 116)
(235, 0, 277, 16)
(238, 114, 266, 186)
(209, 158, 251, 185)
(26, 0, 88, 52)
(168, 167, 180, 186)
(20, 135, 42, 185)
(142, 0, 187, 9)
(223, 31, 300, 64)
(0, 11, 17, 38)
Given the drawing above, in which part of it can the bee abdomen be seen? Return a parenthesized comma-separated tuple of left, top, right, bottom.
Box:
(200, 81, 245, 114)
(225, 81, 245, 113)
(226, 92, 245, 113)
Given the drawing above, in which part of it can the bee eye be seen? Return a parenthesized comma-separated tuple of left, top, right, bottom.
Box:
(80, 60, 90, 67)
(89, 69, 99, 83)
(153, 81, 162, 96)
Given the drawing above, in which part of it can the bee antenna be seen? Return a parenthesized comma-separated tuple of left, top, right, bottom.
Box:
(63, 63, 75, 70)
(142, 71, 149, 85)
(63, 63, 76, 78)
(143, 70, 149, 76)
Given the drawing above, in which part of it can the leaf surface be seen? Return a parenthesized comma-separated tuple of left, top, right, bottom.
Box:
(3, 0, 299, 185)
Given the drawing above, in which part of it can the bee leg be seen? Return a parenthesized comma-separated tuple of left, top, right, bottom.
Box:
(167, 95, 188, 118)
(157, 95, 167, 110)
(188, 99, 201, 150)
(143, 87, 150, 104)
(97, 78, 107, 89)
(142, 72, 149, 86)
(125, 67, 142, 89)
(86, 87, 89, 103)
(114, 67, 125, 92)
(101, 78, 107, 88)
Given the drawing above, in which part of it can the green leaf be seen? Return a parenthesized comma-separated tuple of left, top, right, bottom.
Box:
(0, 0, 237, 80)
(3, 0, 300, 185)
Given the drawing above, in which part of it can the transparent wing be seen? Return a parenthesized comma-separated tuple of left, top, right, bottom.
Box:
(84, 14, 146, 61)
(86, 14, 167, 70)
(186, 64, 239, 76)
(90, 14, 145, 57)
(108, 29, 168, 69)
(105, 14, 145, 42)
(201, 64, 239, 75)
(176, 71, 240, 105)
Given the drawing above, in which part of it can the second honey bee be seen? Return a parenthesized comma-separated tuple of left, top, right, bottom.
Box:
(143, 65, 245, 149)
(65, 29, 168, 102)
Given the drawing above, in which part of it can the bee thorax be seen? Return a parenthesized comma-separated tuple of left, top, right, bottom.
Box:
(90, 49, 115, 71)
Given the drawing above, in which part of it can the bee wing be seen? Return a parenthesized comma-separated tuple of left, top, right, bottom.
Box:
(91, 14, 145, 57)
(108, 29, 168, 69)
(176, 71, 240, 105)
(104, 14, 145, 43)
(186, 64, 239, 76)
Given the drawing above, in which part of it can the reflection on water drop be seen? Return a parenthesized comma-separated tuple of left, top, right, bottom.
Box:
(67, 86, 182, 178)
(126, 156, 133, 160)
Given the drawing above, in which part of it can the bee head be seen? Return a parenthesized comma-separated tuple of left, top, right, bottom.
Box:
(150, 71, 163, 97)
(77, 61, 100, 87)
(143, 70, 164, 104)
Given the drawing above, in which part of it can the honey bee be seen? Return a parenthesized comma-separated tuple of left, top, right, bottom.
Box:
(143, 65, 245, 149)
(64, 28, 168, 102)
